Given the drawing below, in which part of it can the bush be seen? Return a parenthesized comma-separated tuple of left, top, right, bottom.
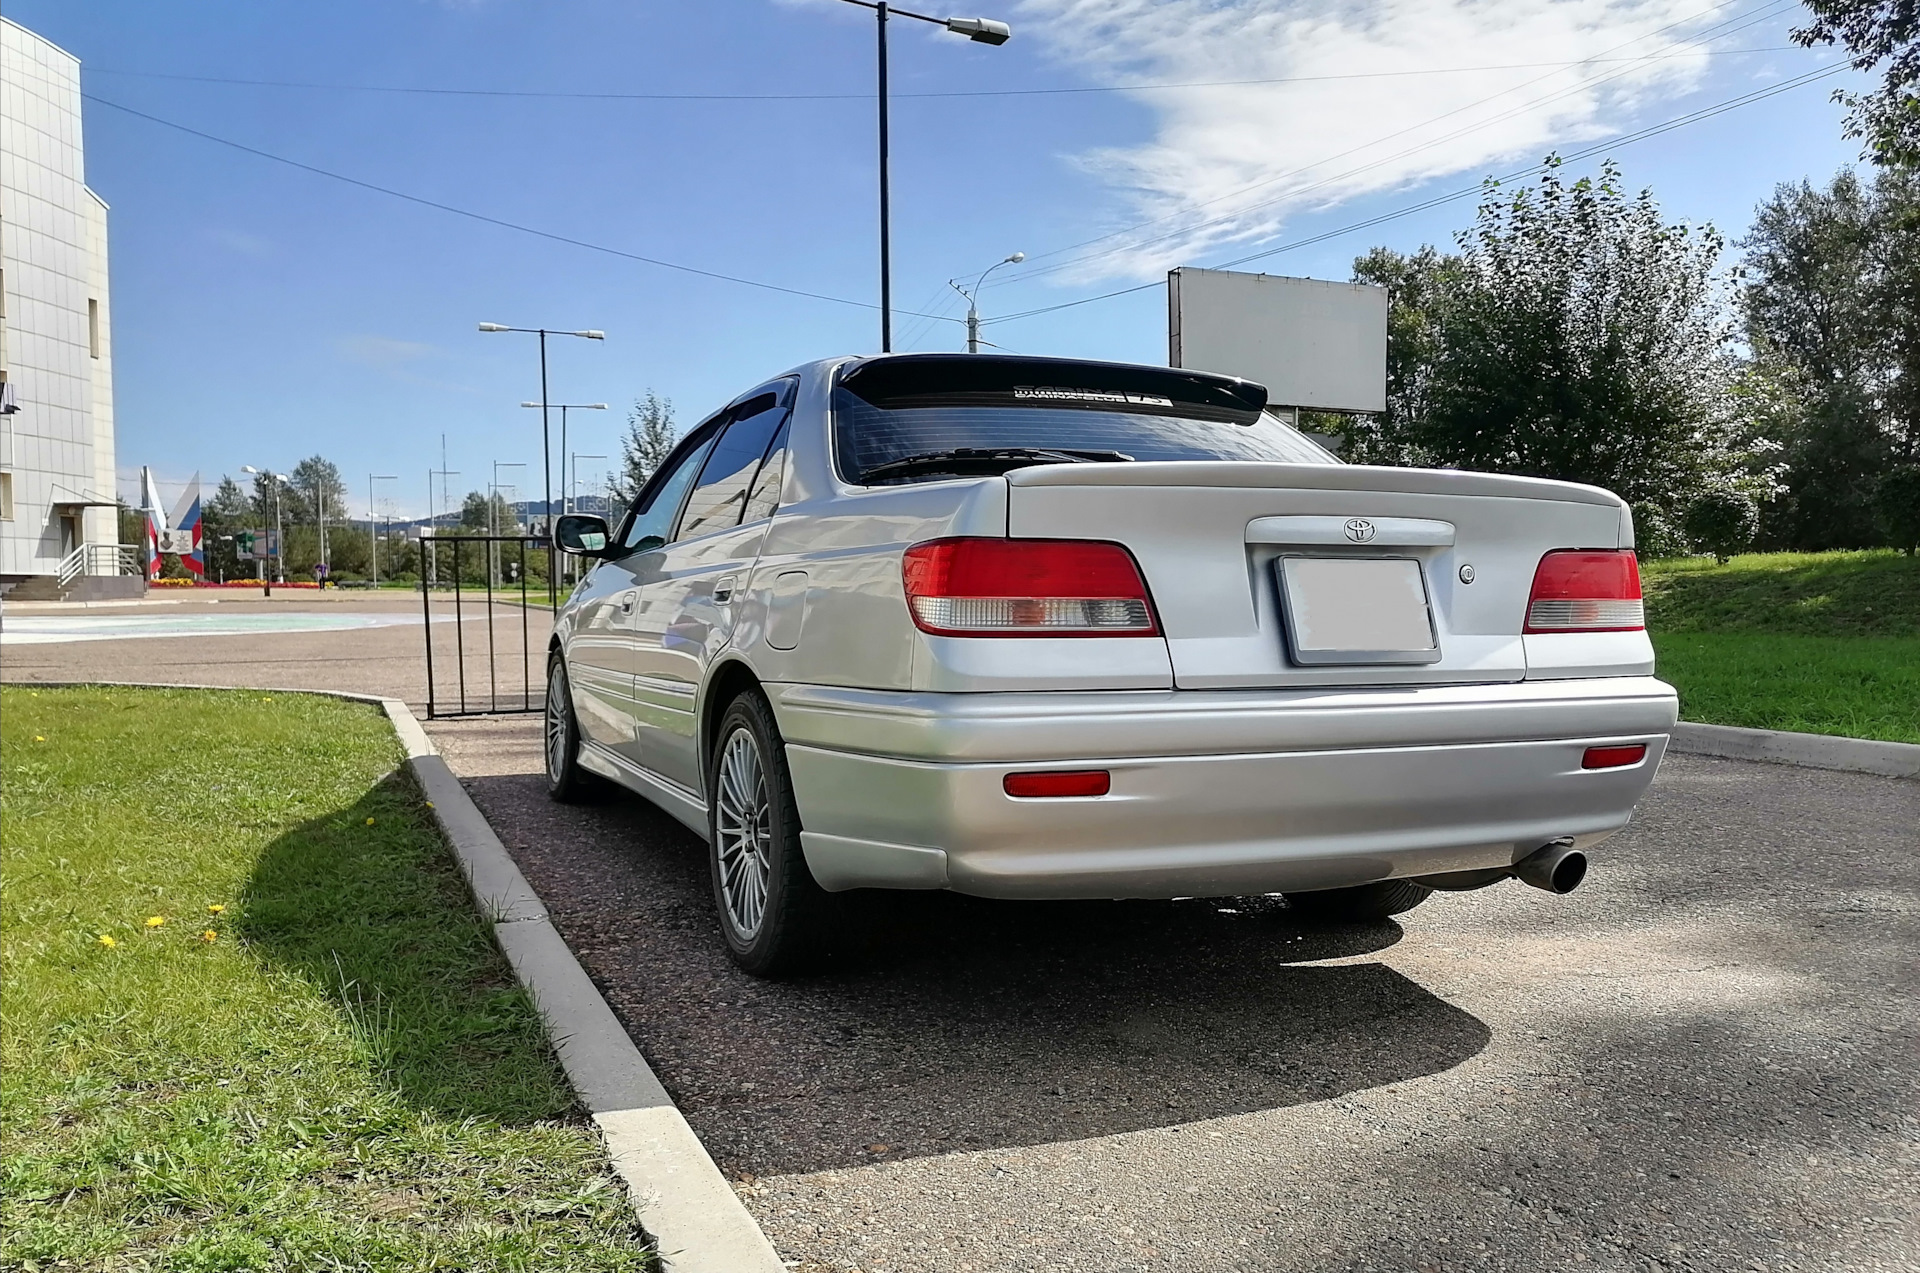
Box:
(1876, 465, 1920, 556)
(1684, 489, 1761, 563)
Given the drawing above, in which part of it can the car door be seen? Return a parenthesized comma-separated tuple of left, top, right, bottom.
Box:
(567, 424, 718, 766)
(631, 380, 795, 793)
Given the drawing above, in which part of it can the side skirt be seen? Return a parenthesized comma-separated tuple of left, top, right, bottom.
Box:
(578, 741, 711, 843)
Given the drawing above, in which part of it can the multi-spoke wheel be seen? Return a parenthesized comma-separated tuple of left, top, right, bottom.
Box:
(707, 690, 833, 975)
(544, 655, 593, 802)
(713, 728, 772, 939)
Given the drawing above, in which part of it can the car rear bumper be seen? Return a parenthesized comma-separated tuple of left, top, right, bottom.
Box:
(771, 677, 1678, 899)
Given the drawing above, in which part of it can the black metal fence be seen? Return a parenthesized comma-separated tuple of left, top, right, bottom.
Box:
(418, 534, 555, 719)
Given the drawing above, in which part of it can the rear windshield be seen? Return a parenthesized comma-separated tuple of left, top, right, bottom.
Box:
(833, 389, 1337, 482)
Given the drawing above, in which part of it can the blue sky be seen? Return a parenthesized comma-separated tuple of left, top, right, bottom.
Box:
(14, 0, 1867, 519)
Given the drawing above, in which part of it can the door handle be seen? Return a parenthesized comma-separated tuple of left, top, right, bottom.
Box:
(619, 590, 637, 614)
(713, 575, 737, 605)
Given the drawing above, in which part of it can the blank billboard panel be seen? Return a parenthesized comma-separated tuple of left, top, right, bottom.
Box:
(1168, 267, 1387, 413)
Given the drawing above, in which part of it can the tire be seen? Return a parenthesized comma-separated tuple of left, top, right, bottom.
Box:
(1285, 879, 1433, 922)
(544, 655, 595, 803)
(707, 690, 834, 976)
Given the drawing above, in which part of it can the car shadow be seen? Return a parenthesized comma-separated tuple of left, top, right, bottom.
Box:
(234, 770, 578, 1126)
(462, 770, 1493, 1177)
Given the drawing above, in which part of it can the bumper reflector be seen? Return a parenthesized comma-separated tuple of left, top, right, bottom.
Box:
(1582, 744, 1647, 770)
(1003, 769, 1111, 798)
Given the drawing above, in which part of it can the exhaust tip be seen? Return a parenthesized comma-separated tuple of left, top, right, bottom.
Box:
(1515, 839, 1587, 894)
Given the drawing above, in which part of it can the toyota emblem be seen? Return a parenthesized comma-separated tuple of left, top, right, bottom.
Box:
(1343, 517, 1377, 544)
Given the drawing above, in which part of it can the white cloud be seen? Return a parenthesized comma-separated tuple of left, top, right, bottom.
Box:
(1016, 0, 1727, 280)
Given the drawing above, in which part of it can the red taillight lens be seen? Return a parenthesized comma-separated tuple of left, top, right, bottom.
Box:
(1582, 744, 1648, 769)
(902, 538, 1159, 637)
(1004, 769, 1112, 798)
(1525, 550, 1644, 633)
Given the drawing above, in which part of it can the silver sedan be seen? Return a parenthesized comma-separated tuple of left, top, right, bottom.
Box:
(546, 354, 1676, 974)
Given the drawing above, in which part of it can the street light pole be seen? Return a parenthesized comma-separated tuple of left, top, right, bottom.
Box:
(241, 466, 289, 593)
(951, 251, 1025, 353)
(831, 2, 1010, 352)
(479, 324, 604, 607)
(522, 402, 607, 522)
(368, 473, 397, 587)
(570, 453, 607, 516)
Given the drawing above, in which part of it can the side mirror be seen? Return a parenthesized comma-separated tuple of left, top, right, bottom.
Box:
(554, 514, 612, 556)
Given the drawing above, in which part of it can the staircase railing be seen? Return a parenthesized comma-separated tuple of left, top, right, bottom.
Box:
(56, 543, 142, 587)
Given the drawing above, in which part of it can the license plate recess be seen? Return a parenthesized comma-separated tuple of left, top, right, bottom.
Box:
(1275, 556, 1440, 666)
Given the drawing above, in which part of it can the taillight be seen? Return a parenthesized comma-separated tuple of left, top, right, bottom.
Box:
(902, 538, 1159, 637)
(1525, 550, 1644, 633)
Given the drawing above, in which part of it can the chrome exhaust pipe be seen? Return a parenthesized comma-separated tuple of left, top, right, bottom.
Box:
(1513, 838, 1587, 894)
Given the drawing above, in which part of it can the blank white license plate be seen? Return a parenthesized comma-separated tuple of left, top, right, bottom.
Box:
(1276, 556, 1440, 665)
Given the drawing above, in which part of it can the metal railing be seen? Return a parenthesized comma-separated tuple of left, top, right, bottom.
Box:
(418, 533, 553, 719)
(57, 542, 139, 586)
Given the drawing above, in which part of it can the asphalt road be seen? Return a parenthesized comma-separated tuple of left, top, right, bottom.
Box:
(430, 716, 1920, 1273)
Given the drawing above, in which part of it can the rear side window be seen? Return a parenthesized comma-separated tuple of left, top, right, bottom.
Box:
(740, 416, 790, 524)
(675, 383, 794, 540)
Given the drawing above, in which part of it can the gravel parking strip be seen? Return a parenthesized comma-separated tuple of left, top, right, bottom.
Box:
(429, 718, 1919, 1273)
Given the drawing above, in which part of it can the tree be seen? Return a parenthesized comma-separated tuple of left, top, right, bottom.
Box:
(1877, 463, 1920, 552)
(1341, 159, 1776, 540)
(614, 392, 679, 517)
(202, 475, 252, 582)
(1741, 168, 1917, 548)
(1792, 1, 1920, 167)
(1683, 489, 1761, 563)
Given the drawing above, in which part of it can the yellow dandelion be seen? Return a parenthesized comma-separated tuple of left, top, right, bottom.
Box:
(35, 736, 46, 742)
(425, 801, 434, 809)
(199, 930, 218, 943)
(96, 934, 116, 949)
(365, 817, 376, 826)
(145, 915, 165, 928)
(207, 903, 226, 915)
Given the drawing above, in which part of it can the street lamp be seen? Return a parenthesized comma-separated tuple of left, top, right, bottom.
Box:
(830, 1, 1011, 352)
(240, 466, 291, 591)
(368, 474, 397, 587)
(950, 251, 1025, 353)
(490, 460, 528, 586)
(477, 323, 603, 562)
(521, 401, 607, 524)
(570, 453, 608, 516)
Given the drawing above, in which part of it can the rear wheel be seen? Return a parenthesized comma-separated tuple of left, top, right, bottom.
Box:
(1285, 879, 1432, 922)
(544, 656, 594, 803)
(708, 691, 834, 976)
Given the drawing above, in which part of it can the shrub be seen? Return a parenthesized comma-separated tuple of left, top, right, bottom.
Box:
(1684, 489, 1761, 563)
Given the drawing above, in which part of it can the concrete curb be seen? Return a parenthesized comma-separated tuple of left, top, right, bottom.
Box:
(1669, 721, 1920, 781)
(2, 681, 783, 1272)
(384, 698, 786, 1273)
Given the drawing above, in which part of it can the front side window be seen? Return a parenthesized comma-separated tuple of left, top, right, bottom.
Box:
(620, 424, 717, 553)
(831, 354, 1336, 483)
(674, 382, 794, 541)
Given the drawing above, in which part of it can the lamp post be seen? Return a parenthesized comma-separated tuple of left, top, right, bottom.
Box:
(829, 1, 1011, 352)
(240, 466, 290, 593)
(950, 251, 1025, 353)
(368, 474, 397, 587)
(570, 453, 607, 516)
(427, 465, 460, 589)
(490, 460, 528, 586)
(521, 402, 606, 529)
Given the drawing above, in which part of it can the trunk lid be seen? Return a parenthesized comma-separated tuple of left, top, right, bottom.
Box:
(1005, 461, 1630, 690)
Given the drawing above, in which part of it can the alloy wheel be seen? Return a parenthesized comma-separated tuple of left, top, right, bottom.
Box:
(545, 668, 570, 783)
(714, 726, 773, 939)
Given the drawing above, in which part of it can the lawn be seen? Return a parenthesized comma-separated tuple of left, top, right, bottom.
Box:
(0, 687, 653, 1271)
(1641, 550, 1920, 744)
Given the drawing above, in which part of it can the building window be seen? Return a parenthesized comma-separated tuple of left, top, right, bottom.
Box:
(89, 299, 101, 358)
(0, 472, 14, 521)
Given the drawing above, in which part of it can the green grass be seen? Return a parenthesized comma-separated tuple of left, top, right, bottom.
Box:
(0, 687, 653, 1271)
(1641, 549, 1920, 637)
(1639, 551, 1920, 744)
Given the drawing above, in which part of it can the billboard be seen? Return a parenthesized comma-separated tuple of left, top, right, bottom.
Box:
(1168, 267, 1387, 414)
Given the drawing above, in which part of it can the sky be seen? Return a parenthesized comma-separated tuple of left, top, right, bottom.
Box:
(10, 0, 1870, 519)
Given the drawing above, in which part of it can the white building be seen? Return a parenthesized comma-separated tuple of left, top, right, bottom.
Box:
(1, 17, 135, 599)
